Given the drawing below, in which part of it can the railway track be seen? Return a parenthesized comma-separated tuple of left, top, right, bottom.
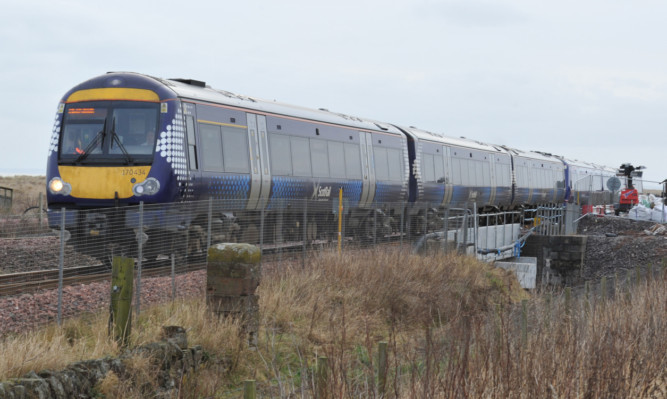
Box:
(0, 261, 207, 297)
(0, 234, 409, 297)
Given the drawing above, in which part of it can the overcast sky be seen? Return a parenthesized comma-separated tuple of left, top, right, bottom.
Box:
(1, 0, 664, 185)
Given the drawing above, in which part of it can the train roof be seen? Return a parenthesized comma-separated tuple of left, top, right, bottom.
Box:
(155, 74, 405, 136)
(62, 72, 406, 137)
(399, 126, 507, 153)
(533, 151, 615, 173)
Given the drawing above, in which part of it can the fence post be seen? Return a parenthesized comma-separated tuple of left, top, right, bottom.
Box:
(260, 207, 264, 268)
(564, 287, 572, 315)
(302, 200, 307, 269)
(521, 299, 528, 347)
(338, 189, 343, 255)
(316, 356, 329, 399)
(110, 256, 134, 346)
(57, 208, 65, 326)
(373, 206, 377, 246)
(39, 192, 44, 230)
(243, 380, 256, 399)
(600, 276, 607, 301)
(378, 341, 388, 398)
(400, 205, 405, 249)
(171, 253, 176, 301)
(442, 207, 449, 255)
(136, 201, 144, 315)
(207, 197, 213, 252)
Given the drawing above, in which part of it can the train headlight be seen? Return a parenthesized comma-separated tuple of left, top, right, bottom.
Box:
(133, 177, 160, 197)
(48, 177, 72, 196)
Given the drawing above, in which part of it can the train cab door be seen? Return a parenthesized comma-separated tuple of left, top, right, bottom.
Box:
(246, 114, 271, 210)
(442, 146, 453, 206)
(359, 131, 376, 207)
(183, 102, 200, 198)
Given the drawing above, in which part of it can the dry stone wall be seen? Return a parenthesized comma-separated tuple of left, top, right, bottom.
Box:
(0, 326, 204, 399)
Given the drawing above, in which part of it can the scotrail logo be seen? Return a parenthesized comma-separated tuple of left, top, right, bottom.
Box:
(312, 183, 332, 200)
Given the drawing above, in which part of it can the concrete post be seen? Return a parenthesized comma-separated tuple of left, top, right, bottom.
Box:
(207, 243, 261, 347)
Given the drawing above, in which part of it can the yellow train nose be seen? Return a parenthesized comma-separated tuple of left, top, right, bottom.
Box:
(57, 166, 152, 199)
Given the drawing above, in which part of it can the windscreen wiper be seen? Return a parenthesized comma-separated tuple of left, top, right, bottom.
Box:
(74, 118, 107, 163)
(109, 117, 134, 164)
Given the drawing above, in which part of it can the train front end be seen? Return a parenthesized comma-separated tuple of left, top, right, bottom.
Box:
(46, 73, 188, 259)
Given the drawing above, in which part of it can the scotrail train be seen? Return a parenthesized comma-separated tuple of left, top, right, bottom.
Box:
(46, 72, 621, 260)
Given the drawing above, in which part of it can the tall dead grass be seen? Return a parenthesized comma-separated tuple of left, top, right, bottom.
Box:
(0, 175, 45, 215)
(0, 249, 664, 398)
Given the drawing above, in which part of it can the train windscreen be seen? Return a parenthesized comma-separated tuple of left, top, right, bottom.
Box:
(59, 101, 159, 164)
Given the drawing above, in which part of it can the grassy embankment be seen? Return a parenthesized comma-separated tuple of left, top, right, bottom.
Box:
(0, 249, 664, 398)
(0, 175, 46, 215)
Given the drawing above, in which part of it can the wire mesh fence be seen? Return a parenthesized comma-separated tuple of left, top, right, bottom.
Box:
(0, 198, 577, 327)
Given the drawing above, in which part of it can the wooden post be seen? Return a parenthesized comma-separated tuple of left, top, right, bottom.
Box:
(316, 356, 329, 399)
(600, 276, 607, 301)
(110, 256, 134, 345)
(564, 287, 571, 315)
(243, 380, 256, 399)
(378, 341, 388, 398)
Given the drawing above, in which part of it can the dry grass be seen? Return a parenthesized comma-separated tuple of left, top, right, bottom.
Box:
(0, 249, 665, 398)
(0, 175, 46, 215)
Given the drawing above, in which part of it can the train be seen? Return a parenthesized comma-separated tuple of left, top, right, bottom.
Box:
(46, 72, 622, 260)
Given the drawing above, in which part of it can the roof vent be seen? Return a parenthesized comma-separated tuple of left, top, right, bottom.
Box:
(171, 78, 206, 87)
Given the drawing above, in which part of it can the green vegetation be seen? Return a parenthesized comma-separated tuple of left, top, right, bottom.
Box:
(1, 248, 665, 398)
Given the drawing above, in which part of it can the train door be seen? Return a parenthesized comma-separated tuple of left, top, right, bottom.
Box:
(245, 114, 271, 210)
(183, 102, 200, 198)
(442, 145, 453, 206)
(488, 153, 497, 205)
(359, 131, 376, 207)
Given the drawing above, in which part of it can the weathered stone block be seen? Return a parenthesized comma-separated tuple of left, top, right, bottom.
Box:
(208, 294, 259, 314)
(207, 276, 259, 297)
(207, 243, 261, 265)
(161, 326, 188, 350)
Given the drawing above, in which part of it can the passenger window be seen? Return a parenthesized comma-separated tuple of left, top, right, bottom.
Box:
(328, 141, 346, 178)
(310, 139, 329, 177)
(434, 155, 444, 182)
(222, 126, 250, 173)
(199, 123, 223, 172)
(483, 161, 491, 186)
(423, 154, 435, 182)
(387, 148, 403, 181)
(291, 137, 311, 177)
(452, 158, 461, 185)
(374, 147, 389, 181)
(344, 143, 362, 178)
(270, 134, 292, 176)
(464, 159, 472, 185)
